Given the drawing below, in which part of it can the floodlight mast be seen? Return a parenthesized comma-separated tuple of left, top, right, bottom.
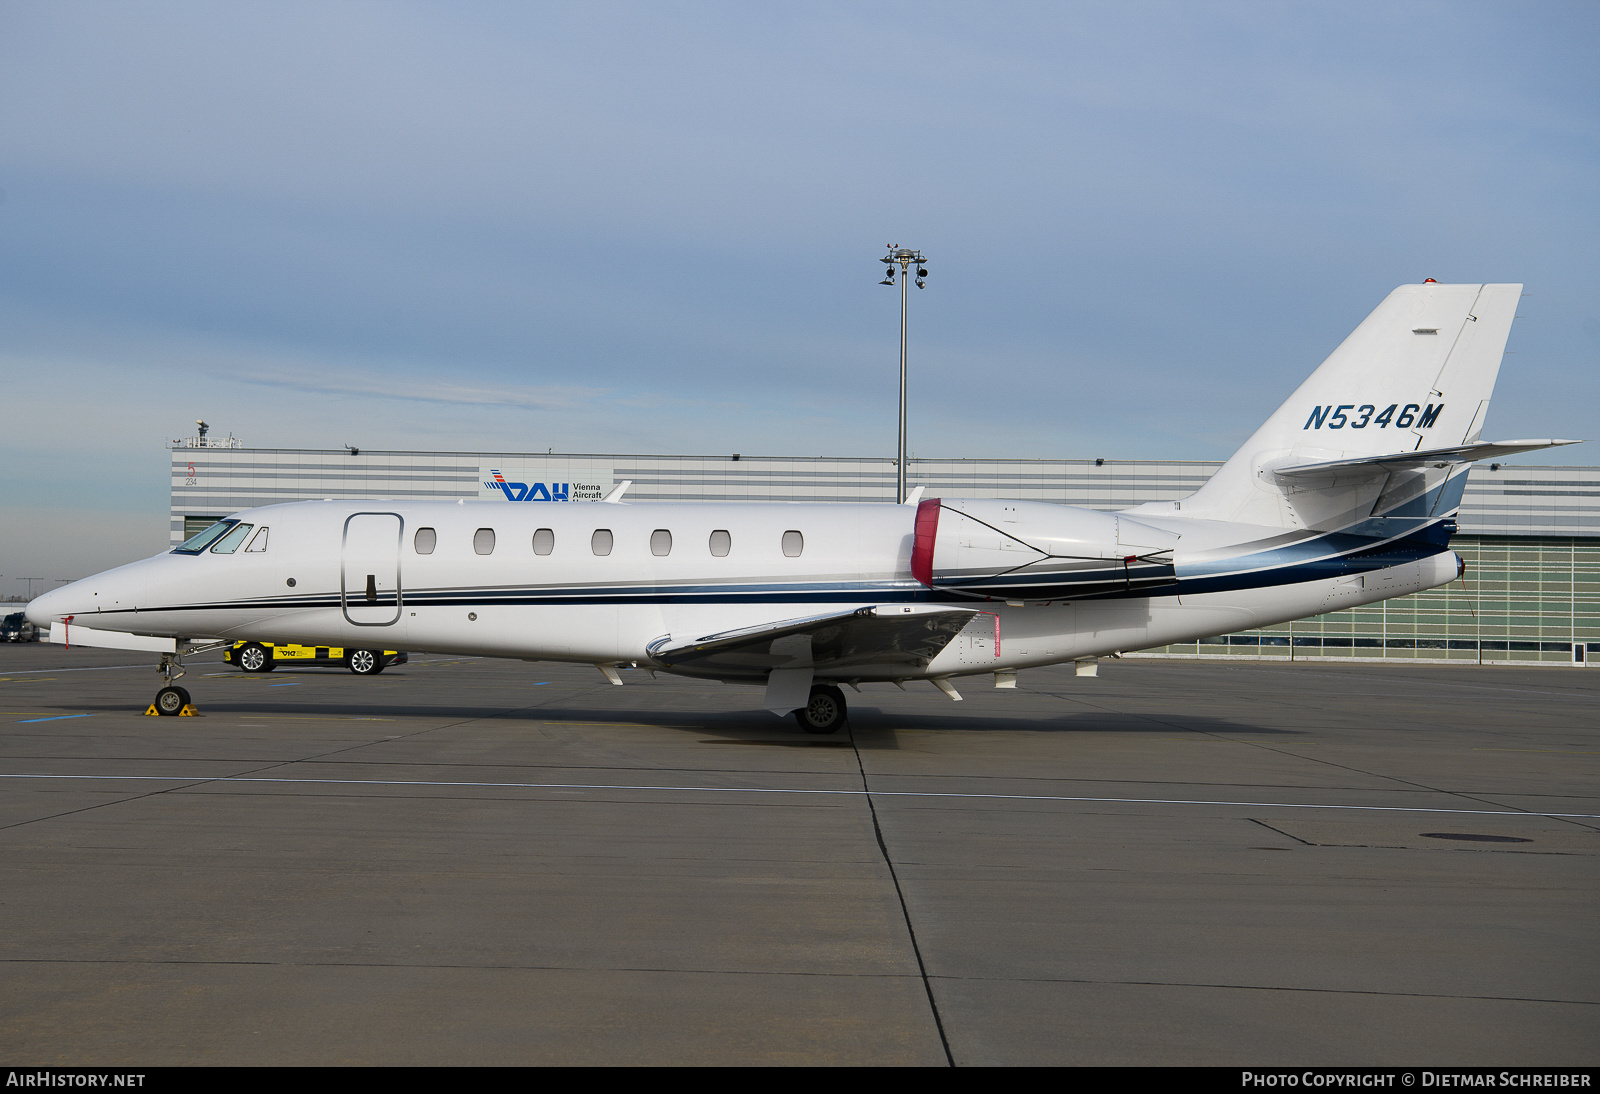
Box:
(879, 245, 927, 504)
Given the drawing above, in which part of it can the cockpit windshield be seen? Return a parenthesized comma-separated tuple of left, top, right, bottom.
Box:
(209, 523, 254, 554)
(173, 519, 237, 554)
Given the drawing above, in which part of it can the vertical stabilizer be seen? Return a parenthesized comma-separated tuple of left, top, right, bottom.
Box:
(1180, 283, 1521, 529)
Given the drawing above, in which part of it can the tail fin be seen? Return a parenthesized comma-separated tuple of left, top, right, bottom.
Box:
(1181, 282, 1522, 530)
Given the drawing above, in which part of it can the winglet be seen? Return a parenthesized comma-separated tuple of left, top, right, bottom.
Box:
(600, 480, 632, 503)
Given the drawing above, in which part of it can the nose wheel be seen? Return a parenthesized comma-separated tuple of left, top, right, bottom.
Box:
(153, 685, 192, 716)
(146, 651, 200, 716)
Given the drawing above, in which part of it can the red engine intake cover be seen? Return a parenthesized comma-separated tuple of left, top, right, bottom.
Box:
(911, 497, 941, 587)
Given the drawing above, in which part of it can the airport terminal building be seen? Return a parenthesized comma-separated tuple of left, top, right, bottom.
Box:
(170, 441, 1600, 667)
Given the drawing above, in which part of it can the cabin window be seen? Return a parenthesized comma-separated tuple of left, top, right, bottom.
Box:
(650, 529, 672, 556)
(709, 529, 731, 557)
(474, 528, 496, 555)
(592, 529, 613, 556)
(244, 527, 269, 552)
(533, 528, 554, 555)
(782, 530, 804, 558)
(209, 523, 255, 554)
(414, 527, 436, 555)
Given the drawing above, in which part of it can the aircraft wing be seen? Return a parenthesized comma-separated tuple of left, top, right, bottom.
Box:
(647, 604, 980, 681)
(1274, 439, 1581, 477)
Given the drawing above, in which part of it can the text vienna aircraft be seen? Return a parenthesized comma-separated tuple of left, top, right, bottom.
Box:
(27, 282, 1576, 731)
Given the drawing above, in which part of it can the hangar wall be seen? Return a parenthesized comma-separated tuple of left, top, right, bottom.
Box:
(170, 445, 1600, 666)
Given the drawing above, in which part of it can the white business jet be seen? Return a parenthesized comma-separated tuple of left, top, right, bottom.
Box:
(26, 283, 1577, 731)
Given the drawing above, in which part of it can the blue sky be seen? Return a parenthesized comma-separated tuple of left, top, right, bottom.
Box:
(1, 1, 1597, 583)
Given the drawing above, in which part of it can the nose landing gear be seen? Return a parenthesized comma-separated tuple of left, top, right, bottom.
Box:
(151, 685, 193, 716)
(145, 651, 200, 716)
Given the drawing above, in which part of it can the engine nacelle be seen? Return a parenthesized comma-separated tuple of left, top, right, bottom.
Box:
(911, 498, 1179, 601)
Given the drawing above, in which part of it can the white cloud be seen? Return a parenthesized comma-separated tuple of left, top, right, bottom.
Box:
(235, 368, 606, 411)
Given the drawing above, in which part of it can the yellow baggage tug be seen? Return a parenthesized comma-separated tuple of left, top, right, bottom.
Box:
(225, 642, 408, 675)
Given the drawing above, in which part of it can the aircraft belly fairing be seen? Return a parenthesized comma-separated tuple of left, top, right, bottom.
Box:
(647, 604, 979, 681)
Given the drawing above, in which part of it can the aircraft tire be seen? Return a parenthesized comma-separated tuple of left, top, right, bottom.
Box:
(794, 685, 847, 734)
(237, 643, 272, 673)
(154, 685, 190, 716)
(347, 649, 382, 675)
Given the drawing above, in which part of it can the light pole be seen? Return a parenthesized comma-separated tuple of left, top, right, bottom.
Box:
(880, 245, 927, 504)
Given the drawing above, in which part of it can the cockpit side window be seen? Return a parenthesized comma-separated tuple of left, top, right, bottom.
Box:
(173, 519, 237, 554)
(244, 527, 269, 552)
(209, 523, 255, 554)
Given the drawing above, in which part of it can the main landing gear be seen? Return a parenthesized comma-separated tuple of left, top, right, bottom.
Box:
(794, 684, 848, 735)
(146, 651, 198, 716)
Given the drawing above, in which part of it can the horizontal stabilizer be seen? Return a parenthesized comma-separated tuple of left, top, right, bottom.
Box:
(648, 604, 977, 681)
(1274, 439, 1581, 477)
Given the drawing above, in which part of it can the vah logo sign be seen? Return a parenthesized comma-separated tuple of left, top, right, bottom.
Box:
(482, 469, 607, 502)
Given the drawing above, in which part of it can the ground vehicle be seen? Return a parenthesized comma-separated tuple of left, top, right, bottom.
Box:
(223, 641, 407, 675)
(1, 612, 38, 642)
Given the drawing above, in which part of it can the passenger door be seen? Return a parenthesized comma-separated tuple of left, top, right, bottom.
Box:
(342, 513, 402, 626)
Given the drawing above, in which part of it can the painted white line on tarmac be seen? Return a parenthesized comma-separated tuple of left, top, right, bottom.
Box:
(0, 772, 1593, 819)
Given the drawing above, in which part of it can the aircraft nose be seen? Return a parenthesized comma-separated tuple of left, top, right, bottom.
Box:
(25, 586, 67, 627)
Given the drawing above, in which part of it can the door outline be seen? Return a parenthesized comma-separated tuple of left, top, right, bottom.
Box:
(342, 512, 404, 626)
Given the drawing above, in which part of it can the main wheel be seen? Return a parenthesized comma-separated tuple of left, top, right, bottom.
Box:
(794, 685, 848, 734)
(154, 685, 191, 716)
(347, 649, 382, 675)
(237, 643, 273, 673)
